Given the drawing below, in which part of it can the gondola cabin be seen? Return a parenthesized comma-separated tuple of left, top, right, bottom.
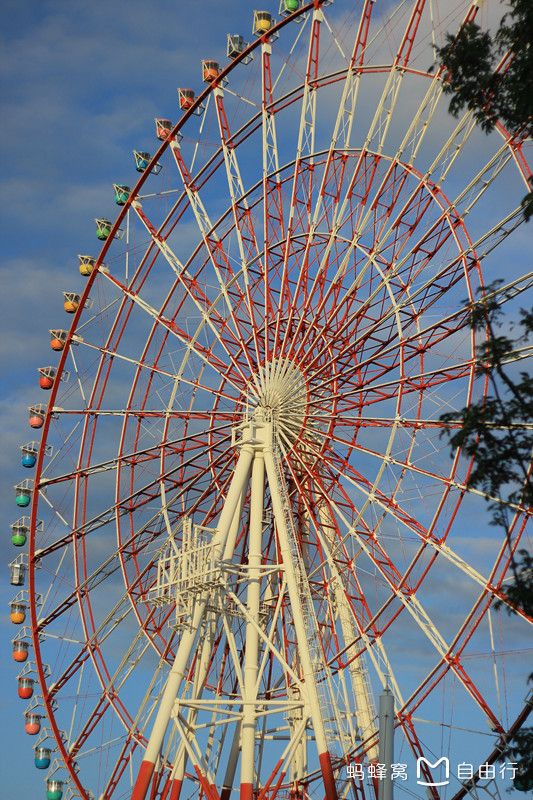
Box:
(11, 563, 26, 584)
(18, 677, 34, 699)
(21, 444, 38, 468)
(12, 525, 27, 546)
(38, 367, 56, 390)
(50, 330, 67, 351)
(29, 404, 46, 429)
(15, 482, 32, 508)
(178, 89, 195, 111)
(25, 713, 41, 735)
(10, 603, 27, 624)
(227, 34, 247, 59)
(13, 641, 29, 662)
(15, 492, 31, 507)
(155, 118, 172, 140)
(63, 292, 81, 313)
(95, 218, 112, 240)
(202, 61, 219, 83)
(114, 185, 131, 205)
(280, 0, 300, 13)
(134, 151, 151, 172)
(35, 747, 51, 769)
(79, 255, 97, 275)
(46, 780, 64, 800)
(22, 452, 36, 467)
(253, 11, 274, 35)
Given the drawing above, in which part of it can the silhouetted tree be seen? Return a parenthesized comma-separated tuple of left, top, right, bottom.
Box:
(436, 0, 533, 217)
(436, 2, 533, 788)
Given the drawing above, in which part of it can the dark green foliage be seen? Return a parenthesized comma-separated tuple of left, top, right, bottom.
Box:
(436, 2, 533, 788)
(438, 24, 497, 131)
(494, 549, 533, 618)
(440, 284, 533, 790)
(440, 284, 533, 533)
(436, 0, 533, 218)
(503, 722, 533, 792)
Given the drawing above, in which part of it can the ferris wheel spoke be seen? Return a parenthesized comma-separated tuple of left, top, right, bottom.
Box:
(283, 202, 467, 380)
(213, 87, 267, 381)
(305, 447, 506, 604)
(344, 144, 459, 300)
(397, 619, 506, 736)
(98, 268, 256, 397)
(274, 1, 376, 360)
(44, 545, 178, 704)
(40, 402, 238, 424)
(40, 606, 133, 704)
(39, 419, 231, 493)
(116, 437, 235, 521)
(74, 340, 188, 391)
(343, 451, 523, 562)
(261, 42, 286, 362)
(346, 415, 459, 429)
(330, 128, 500, 324)
(310, 353, 474, 414)
(319, 450, 430, 545)
(327, 495, 504, 733)
(315, 500, 403, 704)
(308, 0, 428, 258)
(452, 142, 517, 221)
(284, 472, 428, 763)
(69, 294, 123, 336)
(103, 740, 141, 797)
(71, 654, 178, 798)
(36, 434, 231, 560)
(287, 195, 525, 382)
(124, 200, 264, 399)
(272, 5, 324, 358)
(116, 443, 241, 552)
(343, 302, 474, 384)
(313, 284, 494, 415)
(319, 476, 413, 588)
(301, 283, 475, 404)
(296, 435, 448, 570)
(37, 417, 83, 480)
(405, 53, 477, 168)
(62, 661, 148, 769)
(212, 90, 262, 266)
(338, 437, 464, 504)
(326, 4, 482, 256)
(359, 117, 516, 276)
(319, 426, 524, 524)
(429, 56, 528, 196)
(366, 0, 426, 156)
(166, 141, 261, 382)
(328, 0, 374, 155)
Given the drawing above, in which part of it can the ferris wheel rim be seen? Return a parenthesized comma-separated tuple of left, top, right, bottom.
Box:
(19, 2, 532, 798)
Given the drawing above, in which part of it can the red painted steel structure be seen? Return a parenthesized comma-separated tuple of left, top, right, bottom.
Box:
(16, 1, 532, 799)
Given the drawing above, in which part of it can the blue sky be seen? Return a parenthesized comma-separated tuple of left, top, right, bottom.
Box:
(1, 0, 532, 797)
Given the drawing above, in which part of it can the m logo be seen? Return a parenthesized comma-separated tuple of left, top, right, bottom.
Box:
(416, 756, 450, 786)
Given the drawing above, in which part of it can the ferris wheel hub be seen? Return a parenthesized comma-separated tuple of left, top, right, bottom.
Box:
(250, 358, 309, 444)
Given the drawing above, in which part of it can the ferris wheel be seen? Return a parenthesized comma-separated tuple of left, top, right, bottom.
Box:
(9, 1, 533, 799)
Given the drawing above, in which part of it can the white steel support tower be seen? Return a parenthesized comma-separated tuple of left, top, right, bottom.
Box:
(132, 396, 370, 800)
